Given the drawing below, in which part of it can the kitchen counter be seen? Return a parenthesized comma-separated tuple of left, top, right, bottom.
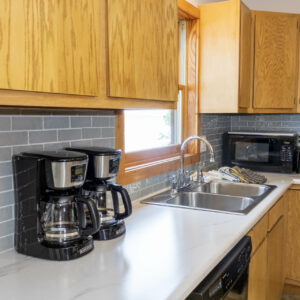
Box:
(1, 173, 300, 300)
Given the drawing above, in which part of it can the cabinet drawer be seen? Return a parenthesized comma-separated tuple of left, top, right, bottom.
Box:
(268, 197, 284, 232)
(247, 213, 268, 255)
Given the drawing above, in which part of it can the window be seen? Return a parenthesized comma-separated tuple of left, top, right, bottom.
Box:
(124, 106, 181, 153)
(116, 2, 200, 185)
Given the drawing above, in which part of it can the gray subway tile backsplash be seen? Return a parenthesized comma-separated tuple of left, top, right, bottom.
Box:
(44, 116, 70, 129)
(12, 116, 43, 130)
(3, 109, 300, 255)
(0, 162, 13, 177)
(200, 114, 231, 169)
(29, 130, 57, 144)
(0, 147, 11, 162)
(70, 116, 92, 128)
(0, 220, 14, 237)
(0, 235, 14, 253)
(0, 206, 13, 223)
(0, 109, 115, 253)
(231, 114, 300, 133)
(0, 131, 28, 146)
(102, 127, 115, 138)
(92, 116, 110, 127)
(58, 129, 82, 141)
(0, 191, 14, 207)
(0, 117, 11, 131)
(82, 128, 102, 139)
(0, 176, 12, 192)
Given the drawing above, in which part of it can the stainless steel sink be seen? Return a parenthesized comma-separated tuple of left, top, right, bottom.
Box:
(186, 180, 271, 198)
(168, 192, 255, 214)
(142, 180, 277, 215)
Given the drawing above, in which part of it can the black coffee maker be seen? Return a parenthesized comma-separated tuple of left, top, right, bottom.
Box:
(66, 147, 132, 240)
(13, 150, 100, 261)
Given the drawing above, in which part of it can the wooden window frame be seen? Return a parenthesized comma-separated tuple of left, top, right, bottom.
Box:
(116, 1, 200, 186)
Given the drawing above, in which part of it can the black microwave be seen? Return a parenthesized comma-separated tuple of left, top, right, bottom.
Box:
(223, 132, 298, 173)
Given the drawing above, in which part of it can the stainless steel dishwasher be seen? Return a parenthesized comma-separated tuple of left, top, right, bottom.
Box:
(187, 236, 251, 300)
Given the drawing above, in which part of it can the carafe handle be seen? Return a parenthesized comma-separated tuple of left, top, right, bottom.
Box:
(77, 197, 100, 236)
(108, 183, 132, 220)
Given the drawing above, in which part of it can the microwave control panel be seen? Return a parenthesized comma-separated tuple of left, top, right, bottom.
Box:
(280, 143, 293, 162)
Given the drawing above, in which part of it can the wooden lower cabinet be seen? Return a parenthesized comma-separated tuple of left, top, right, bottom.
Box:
(267, 217, 285, 300)
(248, 238, 268, 300)
(248, 195, 286, 300)
(286, 189, 300, 284)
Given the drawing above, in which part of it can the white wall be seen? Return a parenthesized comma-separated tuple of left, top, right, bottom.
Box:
(189, 0, 300, 14)
(244, 0, 300, 14)
(186, 0, 203, 6)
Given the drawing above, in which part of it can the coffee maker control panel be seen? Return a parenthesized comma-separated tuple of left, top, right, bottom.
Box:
(71, 164, 86, 182)
(109, 157, 121, 174)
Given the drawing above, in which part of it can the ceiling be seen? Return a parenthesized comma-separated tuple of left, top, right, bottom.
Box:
(187, 0, 300, 14)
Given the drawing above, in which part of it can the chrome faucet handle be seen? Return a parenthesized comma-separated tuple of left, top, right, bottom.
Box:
(177, 169, 184, 188)
(184, 170, 191, 186)
(197, 162, 205, 183)
(169, 175, 178, 195)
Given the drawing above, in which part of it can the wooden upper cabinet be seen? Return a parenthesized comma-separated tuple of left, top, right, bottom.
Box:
(107, 0, 178, 102)
(198, 0, 252, 113)
(239, 3, 252, 110)
(0, 0, 99, 96)
(253, 12, 298, 111)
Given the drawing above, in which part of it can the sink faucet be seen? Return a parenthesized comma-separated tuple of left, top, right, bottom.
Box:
(181, 136, 215, 184)
(169, 136, 215, 193)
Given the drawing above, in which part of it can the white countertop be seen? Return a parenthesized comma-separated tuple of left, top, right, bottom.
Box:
(1, 173, 300, 300)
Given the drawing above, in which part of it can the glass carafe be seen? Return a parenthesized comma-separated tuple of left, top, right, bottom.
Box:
(82, 182, 132, 227)
(41, 195, 99, 245)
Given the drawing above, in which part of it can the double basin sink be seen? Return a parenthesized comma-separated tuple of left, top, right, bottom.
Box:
(142, 180, 276, 215)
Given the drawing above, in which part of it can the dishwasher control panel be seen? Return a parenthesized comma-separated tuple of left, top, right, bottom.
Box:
(187, 236, 252, 300)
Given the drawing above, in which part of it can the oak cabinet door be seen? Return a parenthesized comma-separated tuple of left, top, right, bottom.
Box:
(286, 190, 300, 283)
(238, 2, 252, 109)
(267, 217, 284, 300)
(248, 239, 268, 300)
(253, 12, 298, 109)
(107, 0, 178, 102)
(198, 0, 252, 113)
(0, 0, 99, 96)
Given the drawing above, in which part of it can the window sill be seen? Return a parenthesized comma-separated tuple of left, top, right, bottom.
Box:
(117, 153, 200, 186)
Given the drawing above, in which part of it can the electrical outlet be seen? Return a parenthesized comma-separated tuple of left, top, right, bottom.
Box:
(200, 135, 207, 153)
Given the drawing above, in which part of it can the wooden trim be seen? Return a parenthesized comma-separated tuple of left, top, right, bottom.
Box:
(285, 279, 300, 289)
(116, 110, 126, 183)
(118, 153, 200, 186)
(178, 0, 200, 20)
(126, 145, 181, 165)
(289, 185, 300, 190)
(185, 18, 200, 153)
